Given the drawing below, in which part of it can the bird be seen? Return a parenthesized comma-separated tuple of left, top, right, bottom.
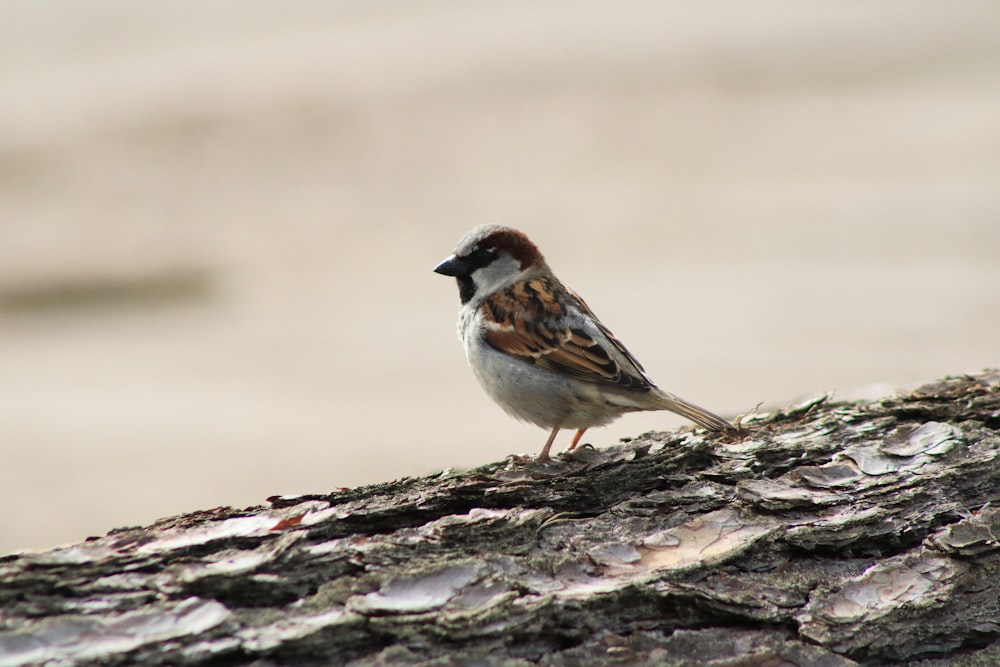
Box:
(434, 224, 734, 461)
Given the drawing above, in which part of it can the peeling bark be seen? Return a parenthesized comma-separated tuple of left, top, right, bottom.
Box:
(2, 372, 1000, 666)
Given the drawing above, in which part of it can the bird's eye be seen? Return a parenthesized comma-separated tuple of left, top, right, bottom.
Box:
(465, 246, 497, 268)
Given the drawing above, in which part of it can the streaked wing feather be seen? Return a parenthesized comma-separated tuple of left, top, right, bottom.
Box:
(481, 277, 653, 391)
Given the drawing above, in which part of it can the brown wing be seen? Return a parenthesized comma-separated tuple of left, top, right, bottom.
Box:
(480, 276, 653, 391)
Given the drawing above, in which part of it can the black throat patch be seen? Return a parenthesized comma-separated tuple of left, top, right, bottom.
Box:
(457, 276, 476, 304)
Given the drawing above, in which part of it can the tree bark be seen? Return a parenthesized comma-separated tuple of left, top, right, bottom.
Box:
(2, 372, 1000, 666)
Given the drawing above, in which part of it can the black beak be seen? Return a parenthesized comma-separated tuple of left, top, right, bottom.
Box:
(433, 255, 470, 277)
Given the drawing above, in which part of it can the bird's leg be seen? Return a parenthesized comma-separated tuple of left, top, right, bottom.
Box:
(537, 427, 560, 462)
(567, 428, 588, 451)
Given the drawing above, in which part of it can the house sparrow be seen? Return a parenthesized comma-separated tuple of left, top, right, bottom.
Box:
(434, 225, 734, 462)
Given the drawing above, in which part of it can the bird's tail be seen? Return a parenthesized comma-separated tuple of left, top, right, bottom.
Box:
(652, 388, 734, 432)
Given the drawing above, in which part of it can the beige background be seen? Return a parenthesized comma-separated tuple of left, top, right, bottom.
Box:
(1, 1, 998, 553)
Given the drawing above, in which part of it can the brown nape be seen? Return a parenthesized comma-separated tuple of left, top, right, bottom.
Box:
(488, 228, 545, 270)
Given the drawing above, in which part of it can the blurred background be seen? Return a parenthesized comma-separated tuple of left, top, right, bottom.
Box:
(1, 0, 998, 553)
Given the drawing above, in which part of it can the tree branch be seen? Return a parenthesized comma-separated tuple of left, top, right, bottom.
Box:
(2, 372, 999, 666)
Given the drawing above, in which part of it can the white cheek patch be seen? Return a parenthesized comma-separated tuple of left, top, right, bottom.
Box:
(470, 254, 523, 296)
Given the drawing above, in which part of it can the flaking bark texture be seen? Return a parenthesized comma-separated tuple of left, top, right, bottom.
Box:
(2, 372, 1000, 666)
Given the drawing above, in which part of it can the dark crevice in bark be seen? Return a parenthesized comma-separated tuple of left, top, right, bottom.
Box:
(1, 371, 999, 666)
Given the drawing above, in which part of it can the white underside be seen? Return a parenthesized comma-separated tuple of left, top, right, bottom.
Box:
(458, 307, 650, 430)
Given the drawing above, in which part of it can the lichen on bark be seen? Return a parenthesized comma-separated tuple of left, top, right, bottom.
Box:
(1, 371, 999, 666)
